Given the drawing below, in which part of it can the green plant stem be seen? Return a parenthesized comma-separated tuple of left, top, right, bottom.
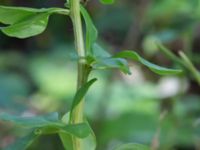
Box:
(69, 0, 88, 149)
(179, 51, 200, 85)
(157, 42, 184, 65)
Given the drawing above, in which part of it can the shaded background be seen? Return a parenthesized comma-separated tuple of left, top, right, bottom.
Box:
(0, 0, 200, 150)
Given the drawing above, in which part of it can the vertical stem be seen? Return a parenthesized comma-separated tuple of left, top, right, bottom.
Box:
(69, 0, 87, 149)
(70, 0, 85, 58)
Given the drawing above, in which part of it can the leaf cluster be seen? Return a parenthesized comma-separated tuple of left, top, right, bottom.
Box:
(0, 1, 184, 150)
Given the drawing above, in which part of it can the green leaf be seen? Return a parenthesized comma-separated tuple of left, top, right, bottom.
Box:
(71, 78, 97, 113)
(100, 0, 115, 5)
(0, 5, 69, 38)
(62, 78, 97, 150)
(33, 123, 90, 138)
(91, 43, 111, 58)
(0, 112, 91, 138)
(4, 131, 38, 150)
(0, 112, 62, 128)
(81, 120, 96, 150)
(1, 13, 50, 38)
(5, 123, 90, 150)
(114, 143, 150, 150)
(59, 133, 73, 150)
(0, 6, 41, 25)
(80, 5, 98, 54)
(0, 112, 90, 150)
(114, 50, 182, 75)
(60, 123, 91, 138)
(89, 43, 130, 74)
(59, 120, 96, 150)
(92, 57, 131, 74)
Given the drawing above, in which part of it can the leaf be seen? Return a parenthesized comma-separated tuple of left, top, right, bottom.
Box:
(59, 120, 96, 150)
(61, 112, 70, 124)
(0, 5, 41, 25)
(80, 5, 98, 54)
(60, 123, 91, 138)
(0, 5, 69, 38)
(0, 112, 90, 149)
(4, 123, 90, 150)
(0, 112, 90, 138)
(92, 57, 131, 74)
(59, 111, 73, 150)
(71, 78, 97, 113)
(114, 143, 150, 150)
(4, 131, 38, 150)
(0, 112, 62, 128)
(60, 79, 97, 150)
(91, 43, 111, 58)
(114, 50, 182, 75)
(59, 133, 73, 150)
(1, 13, 51, 38)
(89, 43, 130, 74)
(100, 0, 115, 5)
(81, 120, 96, 150)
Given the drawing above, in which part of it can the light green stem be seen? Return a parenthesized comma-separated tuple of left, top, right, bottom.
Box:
(69, 0, 87, 149)
(179, 51, 200, 85)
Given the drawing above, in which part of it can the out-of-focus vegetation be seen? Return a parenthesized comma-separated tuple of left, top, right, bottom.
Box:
(0, 0, 200, 150)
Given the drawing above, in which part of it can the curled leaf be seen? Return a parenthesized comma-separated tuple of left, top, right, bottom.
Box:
(114, 50, 182, 75)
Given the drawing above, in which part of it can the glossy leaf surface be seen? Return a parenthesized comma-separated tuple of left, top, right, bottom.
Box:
(2, 13, 50, 38)
(0, 6, 69, 38)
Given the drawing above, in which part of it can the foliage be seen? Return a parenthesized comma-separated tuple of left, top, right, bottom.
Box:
(0, 0, 199, 150)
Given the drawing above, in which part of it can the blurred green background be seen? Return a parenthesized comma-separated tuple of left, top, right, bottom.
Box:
(0, 0, 200, 150)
